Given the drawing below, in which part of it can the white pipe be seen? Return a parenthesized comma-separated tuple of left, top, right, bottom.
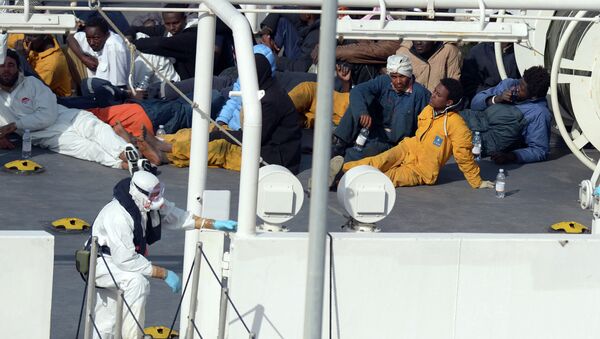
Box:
(40, 0, 600, 10)
(24, 0, 31, 21)
(4, 4, 600, 22)
(494, 9, 508, 79)
(549, 11, 596, 171)
(180, 4, 215, 338)
(378, 0, 386, 29)
(477, 0, 486, 30)
(203, 0, 261, 237)
(303, 0, 338, 337)
(243, 4, 259, 33)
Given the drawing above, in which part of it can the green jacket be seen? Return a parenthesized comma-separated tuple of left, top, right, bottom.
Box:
(459, 104, 526, 157)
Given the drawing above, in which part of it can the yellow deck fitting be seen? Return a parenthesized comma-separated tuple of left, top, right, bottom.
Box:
(51, 217, 90, 232)
(3, 159, 44, 174)
(144, 326, 178, 338)
(550, 221, 589, 234)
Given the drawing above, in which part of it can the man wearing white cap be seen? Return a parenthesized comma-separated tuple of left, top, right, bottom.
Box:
(332, 54, 431, 162)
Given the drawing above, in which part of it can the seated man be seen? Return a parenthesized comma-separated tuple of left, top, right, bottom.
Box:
(332, 54, 430, 162)
(330, 78, 494, 189)
(0, 49, 131, 169)
(260, 10, 320, 72)
(14, 34, 73, 97)
(470, 66, 551, 164)
(67, 17, 130, 87)
(396, 40, 462, 92)
(287, 63, 351, 128)
(136, 53, 303, 174)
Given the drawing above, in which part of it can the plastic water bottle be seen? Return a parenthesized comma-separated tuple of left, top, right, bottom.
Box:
(136, 74, 151, 90)
(156, 125, 166, 141)
(495, 169, 506, 199)
(353, 127, 369, 152)
(22, 129, 32, 159)
(472, 131, 482, 161)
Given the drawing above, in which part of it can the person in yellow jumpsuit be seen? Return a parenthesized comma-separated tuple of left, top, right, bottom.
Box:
(334, 78, 495, 189)
(287, 63, 352, 128)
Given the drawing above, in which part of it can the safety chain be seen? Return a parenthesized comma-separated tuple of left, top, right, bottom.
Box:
(199, 246, 254, 336)
(166, 256, 199, 339)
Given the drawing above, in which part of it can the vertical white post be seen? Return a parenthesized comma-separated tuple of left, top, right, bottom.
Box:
(83, 237, 98, 339)
(181, 4, 215, 338)
(203, 0, 261, 237)
(303, 1, 338, 338)
(186, 242, 203, 339)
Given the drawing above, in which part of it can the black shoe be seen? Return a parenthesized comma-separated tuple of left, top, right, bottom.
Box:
(331, 136, 347, 158)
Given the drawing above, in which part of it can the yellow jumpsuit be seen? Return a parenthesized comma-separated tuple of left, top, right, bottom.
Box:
(162, 128, 242, 171)
(343, 105, 482, 188)
(287, 82, 350, 128)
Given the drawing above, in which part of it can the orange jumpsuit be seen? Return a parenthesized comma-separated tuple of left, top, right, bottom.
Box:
(343, 105, 482, 188)
(88, 103, 154, 138)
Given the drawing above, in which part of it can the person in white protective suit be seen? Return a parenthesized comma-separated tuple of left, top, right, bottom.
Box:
(91, 171, 238, 339)
(0, 49, 130, 168)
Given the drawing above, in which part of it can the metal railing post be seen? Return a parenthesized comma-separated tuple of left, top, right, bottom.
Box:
(217, 285, 228, 339)
(115, 289, 124, 339)
(186, 242, 203, 339)
(83, 236, 98, 339)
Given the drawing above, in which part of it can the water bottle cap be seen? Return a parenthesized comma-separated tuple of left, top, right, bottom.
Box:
(475, 131, 480, 135)
(499, 169, 504, 173)
(159, 125, 164, 128)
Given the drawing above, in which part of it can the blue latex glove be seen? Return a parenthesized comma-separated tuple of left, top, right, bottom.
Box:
(213, 219, 238, 232)
(164, 270, 181, 293)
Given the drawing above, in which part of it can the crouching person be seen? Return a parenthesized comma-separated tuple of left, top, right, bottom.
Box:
(91, 171, 237, 339)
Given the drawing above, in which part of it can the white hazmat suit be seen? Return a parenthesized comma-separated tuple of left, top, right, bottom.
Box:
(0, 75, 127, 168)
(92, 172, 195, 339)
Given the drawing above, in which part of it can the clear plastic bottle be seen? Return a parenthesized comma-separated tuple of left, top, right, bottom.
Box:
(136, 74, 151, 91)
(22, 129, 32, 159)
(472, 131, 482, 161)
(353, 127, 369, 151)
(155, 125, 166, 141)
(495, 168, 506, 199)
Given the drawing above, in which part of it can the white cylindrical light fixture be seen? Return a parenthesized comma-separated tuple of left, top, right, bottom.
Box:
(337, 165, 396, 230)
(256, 165, 304, 231)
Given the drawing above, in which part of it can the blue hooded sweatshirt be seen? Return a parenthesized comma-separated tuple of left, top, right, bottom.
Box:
(215, 44, 276, 131)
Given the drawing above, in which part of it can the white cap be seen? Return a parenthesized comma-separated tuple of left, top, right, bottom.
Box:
(387, 54, 413, 78)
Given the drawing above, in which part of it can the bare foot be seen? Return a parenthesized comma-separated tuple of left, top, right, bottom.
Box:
(142, 125, 172, 153)
(136, 138, 163, 165)
(113, 121, 136, 144)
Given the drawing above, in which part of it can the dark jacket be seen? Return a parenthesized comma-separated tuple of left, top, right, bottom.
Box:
(461, 42, 521, 101)
(210, 54, 302, 174)
(459, 104, 527, 157)
(130, 19, 234, 78)
(132, 26, 198, 80)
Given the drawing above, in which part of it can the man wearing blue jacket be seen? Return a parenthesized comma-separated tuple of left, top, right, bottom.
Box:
(332, 54, 431, 162)
(470, 66, 551, 164)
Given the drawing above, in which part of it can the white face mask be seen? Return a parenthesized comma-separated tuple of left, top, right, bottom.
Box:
(129, 183, 165, 212)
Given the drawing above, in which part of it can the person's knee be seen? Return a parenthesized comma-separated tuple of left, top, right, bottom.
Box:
(122, 274, 150, 301)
